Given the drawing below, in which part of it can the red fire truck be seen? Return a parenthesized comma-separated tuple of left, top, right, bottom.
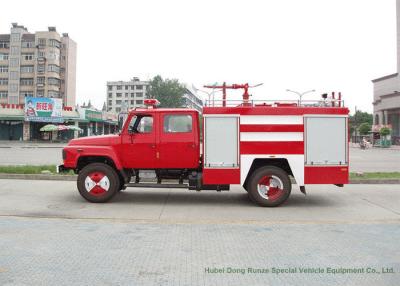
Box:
(58, 85, 349, 207)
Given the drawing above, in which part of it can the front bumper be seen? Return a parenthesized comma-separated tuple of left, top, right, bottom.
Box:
(56, 164, 69, 173)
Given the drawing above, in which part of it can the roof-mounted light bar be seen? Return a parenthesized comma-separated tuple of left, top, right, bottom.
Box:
(144, 99, 160, 108)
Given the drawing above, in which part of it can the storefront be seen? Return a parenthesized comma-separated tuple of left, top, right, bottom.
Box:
(0, 117, 24, 140)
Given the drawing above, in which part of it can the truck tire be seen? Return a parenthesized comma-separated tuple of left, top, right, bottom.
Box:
(247, 166, 291, 207)
(77, 163, 120, 203)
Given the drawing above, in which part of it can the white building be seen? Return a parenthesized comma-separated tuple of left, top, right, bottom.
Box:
(183, 84, 203, 112)
(106, 77, 149, 113)
(372, 0, 400, 143)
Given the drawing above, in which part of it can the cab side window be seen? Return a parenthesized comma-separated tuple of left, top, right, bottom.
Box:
(129, 115, 153, 133)
(163, 115, 192, 133)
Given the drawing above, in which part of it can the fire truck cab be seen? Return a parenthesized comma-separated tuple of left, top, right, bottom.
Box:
(59, 94, 349, 207)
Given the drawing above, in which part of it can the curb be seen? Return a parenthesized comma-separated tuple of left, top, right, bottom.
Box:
(349, 179, 400, 184)
(0, 173, 399, 184)
(0, 173, 77, 181)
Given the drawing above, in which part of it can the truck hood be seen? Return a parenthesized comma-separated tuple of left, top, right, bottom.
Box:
(68, 134, 120, 146)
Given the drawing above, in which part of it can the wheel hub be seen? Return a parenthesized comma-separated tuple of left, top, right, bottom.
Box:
(84, 171, 110, 196)
(257, 175, 284, 201)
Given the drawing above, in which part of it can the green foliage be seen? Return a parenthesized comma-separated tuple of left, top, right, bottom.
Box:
(380, 127, 391, 137)
(148, 75, 186, 108)
(0, 165, 56, 174)
(349, 110, 373, 135)
(0, 165, 74, 175)
(349, 172, 400, 179)
(358, 122, 371, 135)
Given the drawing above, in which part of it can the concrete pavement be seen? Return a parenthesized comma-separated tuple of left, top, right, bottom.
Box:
(0, 180, 399, 285)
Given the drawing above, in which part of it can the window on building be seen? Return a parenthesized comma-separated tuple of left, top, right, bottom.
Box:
(0, 78, 8, 85)
(9, 58, 18, 67)
(116, 107, 121, 112)
(20, 91, 34, 97)
(9, 84, 18, 92)
(10, 71, 18, 80)
(108, 93, 112, 98)
(116, 100, 121, 104)
(38, 38, 46, 46)
(125, 93, 128, 97)
(116, 93, 122, 97)
(48, 77, 60, 86)
(10, 46, 19, 55)
(38, 51, 45, 58)
(49, 39, 60, 48)
(0, 91, 7, 98)
(22, 53, 34, 60)
(163, 115, 192, 133)
(117, 85, 122, 90)
(0, 41, 9, 48)
(37, 77, 45, 84)
(136, 100, 143, 105)
(0, 66, 8, 73)
(136, 85, 143, 90)
(125, 85, 129, 90)
(21, 41, 34, 48)
(48, 90, 60, 97)
(37, 65, 45, 73)
(130, 100, 134, 105)
(47, 51, 59, 61)
(36, 90, 44, 97)
(0, 53, 9, 60)
(20, 78, 34, 86)
(135, 92, 143, 97)
(48, 64, 60, 73)
(10, 33, 20, 42)
(108, 85, 112, 91)
(108, 100, 112, 106)
(20, 65, 34, 73)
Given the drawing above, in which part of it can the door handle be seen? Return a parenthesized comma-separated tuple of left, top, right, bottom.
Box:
(149, 144, 156, 148)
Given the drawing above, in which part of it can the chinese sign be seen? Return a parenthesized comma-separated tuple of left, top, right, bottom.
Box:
(25, 97, 63, 123)
(85, 109, 103, 122)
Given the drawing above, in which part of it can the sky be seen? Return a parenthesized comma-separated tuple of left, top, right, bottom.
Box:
(0, 0, 397, 113)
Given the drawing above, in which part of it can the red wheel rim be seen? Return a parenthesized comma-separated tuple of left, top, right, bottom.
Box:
(257, 175, 284, 201)
(84, 171, 110, 197)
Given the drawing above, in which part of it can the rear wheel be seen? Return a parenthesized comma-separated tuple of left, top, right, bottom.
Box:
(77, 163, 119, 203)
(247, 166, 291, 207)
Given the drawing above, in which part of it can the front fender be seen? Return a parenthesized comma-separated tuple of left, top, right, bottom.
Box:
(63, 145, 123, 170)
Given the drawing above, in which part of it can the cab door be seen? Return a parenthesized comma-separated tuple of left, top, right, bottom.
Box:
(121, 113, 157, 168)
(157, 112, 199, 169)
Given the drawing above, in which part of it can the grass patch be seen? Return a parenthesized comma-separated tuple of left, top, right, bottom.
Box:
(350, 172, 400, 180)
(0, 165, 74, 175)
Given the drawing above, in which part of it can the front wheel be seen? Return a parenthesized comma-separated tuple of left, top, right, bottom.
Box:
(77, 163, 120, 203)
(247, 166, 291, 207)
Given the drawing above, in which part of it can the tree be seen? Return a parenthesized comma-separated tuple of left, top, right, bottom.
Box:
(148, 75, 186, 108)
(349, 110, 373, 135)
(380, 127, 391, 137)
(358, 122, 371, 135)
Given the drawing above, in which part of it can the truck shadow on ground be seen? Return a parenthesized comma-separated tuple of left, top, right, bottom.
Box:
(108, 190, 340, 208)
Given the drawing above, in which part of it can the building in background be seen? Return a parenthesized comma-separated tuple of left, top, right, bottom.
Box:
(372, 0, 400, 144)
(106, 77, 149, 113)
(0, 23, 76, 106)
(0, 23, 77, 140)
(183, 85, 203, 112)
